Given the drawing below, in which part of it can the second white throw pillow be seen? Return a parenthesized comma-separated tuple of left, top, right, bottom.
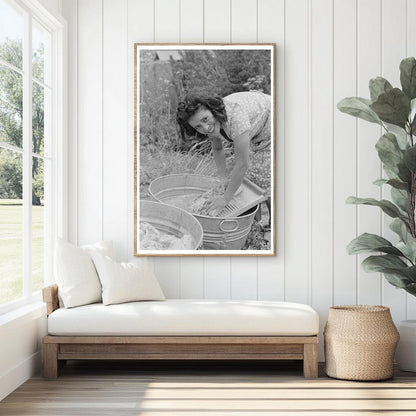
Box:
(91, 253, 165, 306)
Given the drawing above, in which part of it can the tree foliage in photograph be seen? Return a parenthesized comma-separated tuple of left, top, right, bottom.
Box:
(0, 38, 44, 205)
(170, 49, 271, 100)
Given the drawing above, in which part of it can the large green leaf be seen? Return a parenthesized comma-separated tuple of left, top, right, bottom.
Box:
(362, 254, 408, 273)
(403, 146, 416, 172)
(394, 130, 410, 150)
(337, 97, 382, 124)
(370, 88, 410, 128)
(383, 271, 412, 288)
(373, 178, 388, 186)
(347, 233, 403, 256)
(397, 240, 416, 264)
(361, 255, 416, 287)
(387, 178, 410, 191)
(362, 254, 408, 270)
(411, 98, 416, 132)
(382, 263, 416, 282)
(391, 187, 410, 213)
(410, 98, 416, 131)
(389, 217, 410, 241)
(403, 265, 416, 282)
(375, 132, 404, 173)
(384, 166, 400, 180)
(404, 283, 416, 296)
(398, 161, 412, 185)
(369, 77, 393, 102)
(373, 178, 409, 191)
(346, 196, 405, 219)
(400, 57, 416, 100)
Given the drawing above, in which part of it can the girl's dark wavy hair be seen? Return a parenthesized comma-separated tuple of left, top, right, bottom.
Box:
(176, 93, 227, 139)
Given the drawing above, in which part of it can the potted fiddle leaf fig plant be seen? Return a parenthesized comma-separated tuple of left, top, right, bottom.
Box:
(337, 57, 416, 371)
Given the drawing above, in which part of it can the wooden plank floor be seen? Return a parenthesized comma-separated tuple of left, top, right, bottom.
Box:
(1, 360, 416, 415)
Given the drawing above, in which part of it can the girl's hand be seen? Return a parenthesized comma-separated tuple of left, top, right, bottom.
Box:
(207, 195, 228, 214)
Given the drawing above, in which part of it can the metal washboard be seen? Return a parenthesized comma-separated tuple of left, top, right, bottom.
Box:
(217, 178, 267, 217)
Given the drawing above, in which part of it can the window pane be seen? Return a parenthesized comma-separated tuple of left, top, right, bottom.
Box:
(0, 64, 23, 148)
(32, 20, 51, 85)
(0, 0, 24, 70)
(0, 147, 23, 305)
(32, 156, 43, 293)
(32, 81, 44, 155)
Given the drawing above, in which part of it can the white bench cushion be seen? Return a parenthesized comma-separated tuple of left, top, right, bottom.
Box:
(47, 299, 319, 336)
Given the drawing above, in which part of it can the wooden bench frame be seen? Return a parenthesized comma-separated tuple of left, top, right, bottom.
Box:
(43, 285, 319, 379)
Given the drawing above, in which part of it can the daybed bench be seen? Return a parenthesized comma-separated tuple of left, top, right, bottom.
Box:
(42, 284, 320, 379)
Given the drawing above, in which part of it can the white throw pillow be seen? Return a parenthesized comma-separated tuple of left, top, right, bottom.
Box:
(90, 252, 165, 306)
(54, 239, 114, 308)
(81, 240, 115, 259)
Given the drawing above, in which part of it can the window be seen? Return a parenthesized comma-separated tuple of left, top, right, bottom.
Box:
(0, 0, 66, 312)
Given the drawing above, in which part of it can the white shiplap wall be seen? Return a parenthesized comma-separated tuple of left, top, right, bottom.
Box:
(61, 0, 416, 356)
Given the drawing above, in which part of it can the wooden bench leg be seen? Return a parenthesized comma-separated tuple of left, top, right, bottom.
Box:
(303, 343, 318, 379)
(44, 343, 59, 379)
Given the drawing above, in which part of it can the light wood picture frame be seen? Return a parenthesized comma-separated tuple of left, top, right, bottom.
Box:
(134, 43, 276, 256)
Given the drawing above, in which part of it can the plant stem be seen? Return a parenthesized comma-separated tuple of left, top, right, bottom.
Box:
(409, 123, 416, 238)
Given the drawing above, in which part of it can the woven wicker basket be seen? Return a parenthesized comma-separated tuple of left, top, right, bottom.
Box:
(324, 305, 399, 381)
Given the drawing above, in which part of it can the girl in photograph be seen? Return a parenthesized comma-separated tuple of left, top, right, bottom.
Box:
(176, 91, 272, 214)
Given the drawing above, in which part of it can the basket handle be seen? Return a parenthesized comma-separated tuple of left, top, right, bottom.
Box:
(219, 219, 239, 232)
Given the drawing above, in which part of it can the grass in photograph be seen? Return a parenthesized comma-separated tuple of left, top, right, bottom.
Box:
(139, 146, 217, 198)
(139, 147, 271, 251)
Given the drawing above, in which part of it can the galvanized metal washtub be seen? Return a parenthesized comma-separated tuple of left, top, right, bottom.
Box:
(148, 174, 259, 250)
(139, 200, 203, 250)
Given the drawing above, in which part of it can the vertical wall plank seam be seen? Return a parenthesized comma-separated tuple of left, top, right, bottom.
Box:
(283, 0, 286, 300)
(283, 0, 287, 301)
(256, 0, 258, 44)
(307, 0, 312, 305)
(331, 0, 335, 307)
(68, 0, 79, 246)
(230, 257, 232, 299)
(230, 0, 233, 300)
(378, 0, 383, 307)
(405, 0, 408, 58)
(179, 260, 182, 297)
(405, 0, 408, 318)
(380, 0, 384, 306)
(76, 0, 79, 245)
(202, 0, 205, 44)
(202, 0, 207, 298)
(230, 0, 232, 43)
(256, 256, 259, 300)
(178, 0, 182, 296)
(355, 0, 358, 304)
(255, 0, 258, 301)
(126, 0, 129, 260)
(101, 0, 104, 241)
(356, 0, 360, 304)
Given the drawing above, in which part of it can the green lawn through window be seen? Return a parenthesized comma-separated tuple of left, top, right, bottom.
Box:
(0, 199, 44, 305)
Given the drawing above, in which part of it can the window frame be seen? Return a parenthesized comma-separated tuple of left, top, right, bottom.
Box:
(0, 0, 67, 315)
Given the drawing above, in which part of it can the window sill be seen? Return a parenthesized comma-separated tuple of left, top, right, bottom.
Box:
(0, 299, 45, 327)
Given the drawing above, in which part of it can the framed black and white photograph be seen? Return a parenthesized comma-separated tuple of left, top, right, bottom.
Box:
(134, 44, 275, 256)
